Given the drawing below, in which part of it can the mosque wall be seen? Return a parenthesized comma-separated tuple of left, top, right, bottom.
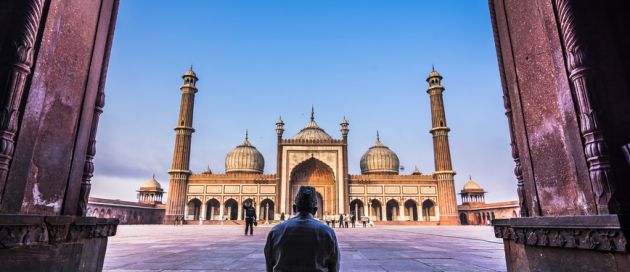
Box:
(87, 197, 165, 224)
(457, 201, 519, 225)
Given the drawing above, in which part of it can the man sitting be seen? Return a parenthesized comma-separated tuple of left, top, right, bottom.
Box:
(264, 186, 340, 272)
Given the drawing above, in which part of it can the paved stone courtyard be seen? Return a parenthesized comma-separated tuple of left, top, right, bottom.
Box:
(104, 224, 506, 272)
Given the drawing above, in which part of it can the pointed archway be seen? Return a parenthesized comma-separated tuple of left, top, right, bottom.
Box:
(289, 157, 335, 219)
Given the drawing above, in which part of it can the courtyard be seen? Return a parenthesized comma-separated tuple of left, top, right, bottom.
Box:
(104, 224, 506, 272)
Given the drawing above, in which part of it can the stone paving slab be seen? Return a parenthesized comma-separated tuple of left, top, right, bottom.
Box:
(104, 224, 506, 272)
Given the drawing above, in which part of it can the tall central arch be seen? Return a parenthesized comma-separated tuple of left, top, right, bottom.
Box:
(288, 157, 335, 218)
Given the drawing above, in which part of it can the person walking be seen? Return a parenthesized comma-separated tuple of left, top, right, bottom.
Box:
(362, 216, 367, 228)
(338, 214, 344, 228)
(243, 202, 257, 236)
(331, 215, 336, 228)
(351, 214, 356, 228)
(264, 186, 339, 272)
(344, 214, 349, 228)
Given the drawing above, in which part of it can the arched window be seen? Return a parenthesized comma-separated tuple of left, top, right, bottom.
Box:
(386, 199, 400, 221)
(349, 199, 365, 220)
(404, 199, 418, 221)
(187, 199, 202, 220)
(421, 199, 436, 222)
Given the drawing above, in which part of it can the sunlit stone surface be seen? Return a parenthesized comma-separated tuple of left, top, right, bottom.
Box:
(104, 225, 506, 271)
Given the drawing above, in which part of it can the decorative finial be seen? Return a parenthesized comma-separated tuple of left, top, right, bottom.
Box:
(190, 64, 193, 71)
(376, 130, 380, 141)
(311, 106, 315, 121)
(432, 64, 435, 72)
(469, 174, 472, 180)
(245, 129, 249, 140)
(152, 173, 155, 180)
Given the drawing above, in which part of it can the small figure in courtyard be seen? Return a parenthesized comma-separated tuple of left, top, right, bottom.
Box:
(280, 212, 285, 221)
(243, 202, 257, 235)
(331, 215, 336, 228)
(361, 216, 367, 228)
(351, 214, 356, 228)
(264, 186, 339, 272)
(174, 216, 179, 226)
(325, 215, 331, 227)
(344, 214, 349, 228)
(338, 214, 344, 228)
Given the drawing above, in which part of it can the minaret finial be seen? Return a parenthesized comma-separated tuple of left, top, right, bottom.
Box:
(245, 129, 249, 140)
(469, 174, 472, 180)
(377, 130, 380, 141)
(311, 106, 315, 121)
(190, 64, 193, 70)
(432, 64, 435, 72)
(152, 173, 155, 180)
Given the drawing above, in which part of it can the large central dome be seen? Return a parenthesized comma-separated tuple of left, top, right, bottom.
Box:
(292, 108, 333, 141)
(225, 132, 265, 174)
(360, 132, 400, 175)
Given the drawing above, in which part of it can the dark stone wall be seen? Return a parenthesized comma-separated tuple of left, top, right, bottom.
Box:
(490, 0, 630, 270)
(0, 0, 119, 270)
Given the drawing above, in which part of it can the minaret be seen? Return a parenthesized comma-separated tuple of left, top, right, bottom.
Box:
(275, 115, 284, 217)
(340, 116, 349, 211)
(165, 67, 198, 223)
(426, 67, 459, 224)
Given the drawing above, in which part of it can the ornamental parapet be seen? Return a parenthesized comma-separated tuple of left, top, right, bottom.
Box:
(280, 139, 344, 145)
(493, 215, 629, 252)
(0, 215, 118, 249)
(349, 174, 434, 181)
(190, 173, 276, 179)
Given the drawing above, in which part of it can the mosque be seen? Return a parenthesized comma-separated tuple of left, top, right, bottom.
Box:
(163, 67, 460, 225)
(85, 67, 519, 226)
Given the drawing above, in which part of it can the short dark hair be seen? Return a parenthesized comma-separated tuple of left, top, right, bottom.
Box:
(294, 186, 318, 212)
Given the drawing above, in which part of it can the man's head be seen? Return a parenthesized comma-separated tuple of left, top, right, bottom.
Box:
(293, 186, 318, 215)
(244, 201, 251, 208)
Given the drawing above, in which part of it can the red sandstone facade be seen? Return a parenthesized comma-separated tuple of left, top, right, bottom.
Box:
(168, 70, 459, 225)
(87, 197, 165, 225)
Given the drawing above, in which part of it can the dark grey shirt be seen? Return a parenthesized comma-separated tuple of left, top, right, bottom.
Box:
(264, 213, 340, 272)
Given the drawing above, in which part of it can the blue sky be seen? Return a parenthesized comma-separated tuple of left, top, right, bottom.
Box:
(91, 0, 517, 203)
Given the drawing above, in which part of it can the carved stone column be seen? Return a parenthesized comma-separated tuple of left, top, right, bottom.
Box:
(0, 0, 46, 204)
(489, 0, 630, 270)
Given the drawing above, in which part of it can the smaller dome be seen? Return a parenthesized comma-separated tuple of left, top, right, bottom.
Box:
(202, 165, 212, 174)
(225, 131, 265, 174)
(183, 66, 197, 78)
(360, 132, 400, 175)
(141, 175, 161, 189)
(411, 165, 422, 175)
(340, 116, 349, 126)
(463, 176, 484, 191)
(427, 66, 443, 81)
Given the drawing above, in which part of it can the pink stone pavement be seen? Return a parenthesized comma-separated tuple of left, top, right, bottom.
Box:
(104, 224, 506, 271)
